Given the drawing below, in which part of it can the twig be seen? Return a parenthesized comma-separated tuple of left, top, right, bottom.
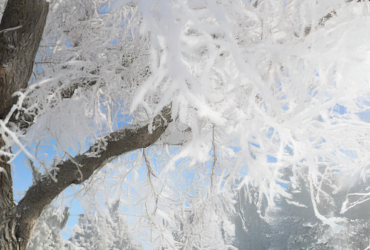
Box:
(211, 126, 217, 188)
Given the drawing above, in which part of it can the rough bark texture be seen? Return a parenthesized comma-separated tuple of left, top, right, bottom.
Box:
(0, 0, 49, 249)
(0, 0, 49, 119)
(0, 154, 15, 250)
(0, 143, 13, 212)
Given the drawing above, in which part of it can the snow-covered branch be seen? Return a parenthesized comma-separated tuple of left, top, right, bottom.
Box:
(14, 104, 171, 247)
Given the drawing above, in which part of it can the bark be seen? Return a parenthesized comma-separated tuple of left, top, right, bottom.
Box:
(0, 0, 49, 119)
(0, 0, 49, 249)
(0, 154, 15, 250)
(0, 141, 13, 212)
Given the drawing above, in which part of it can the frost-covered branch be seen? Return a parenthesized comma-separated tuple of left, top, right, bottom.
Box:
(14, 104, 171, 247)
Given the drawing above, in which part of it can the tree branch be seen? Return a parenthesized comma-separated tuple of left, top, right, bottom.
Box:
(13, 104, 172, 245)
(10, 79, 99, 131)
(211, 126, 216, 189)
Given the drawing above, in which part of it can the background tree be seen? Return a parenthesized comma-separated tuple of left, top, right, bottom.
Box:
(26, 205, 68, 250)
(66, 201, 143, 250)
(233, 187, 270, 250)
(27, 202, 143, 250)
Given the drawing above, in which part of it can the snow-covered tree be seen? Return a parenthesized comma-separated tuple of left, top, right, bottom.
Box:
(27, 202, 142, 250)
(232, 167, 370, 249)
(2, 0, 370, 249)
(26, 205, 68, 250)
(170, 197, 236, 250)
(66, 201, 142, 250)
(233, 186, 270, 250)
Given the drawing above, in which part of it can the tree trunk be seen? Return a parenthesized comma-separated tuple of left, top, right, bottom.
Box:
(0, 209, 28, 250)
(0, 0, 49, 249)
(0, 0, 49, 118)
(0, 153, 18, 250)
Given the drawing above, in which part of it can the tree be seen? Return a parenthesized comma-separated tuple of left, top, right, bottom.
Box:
(2, 0, 370, 249)
(27, 202, 143, 250)
(233, 186, 270, 250)
(232, 167, 370, 249)
(0, 0, 171, 248)
(66, 201, 143, 250)
(26, 205, 68, 250)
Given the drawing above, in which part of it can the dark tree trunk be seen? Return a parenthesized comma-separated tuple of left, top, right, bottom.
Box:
(0, 0, 49, 119)
(0, 154, 17, 250)
(0, 0, 49, 249)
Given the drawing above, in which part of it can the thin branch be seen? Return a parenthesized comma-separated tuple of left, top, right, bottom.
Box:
(143, 149, 158, 179)
(301, 10, 337, 37)
(143, 149, 159, 215)
(28, 160, 41, 184)
(211, 126, 217, 189)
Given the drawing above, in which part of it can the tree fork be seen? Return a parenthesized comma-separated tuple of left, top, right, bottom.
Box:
(15, 105, 172, 249)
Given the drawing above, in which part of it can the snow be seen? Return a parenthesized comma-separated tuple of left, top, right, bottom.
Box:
(2, 0, 370, 248)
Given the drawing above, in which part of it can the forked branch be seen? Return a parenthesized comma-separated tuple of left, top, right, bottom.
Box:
(14, 105, 172, 246)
